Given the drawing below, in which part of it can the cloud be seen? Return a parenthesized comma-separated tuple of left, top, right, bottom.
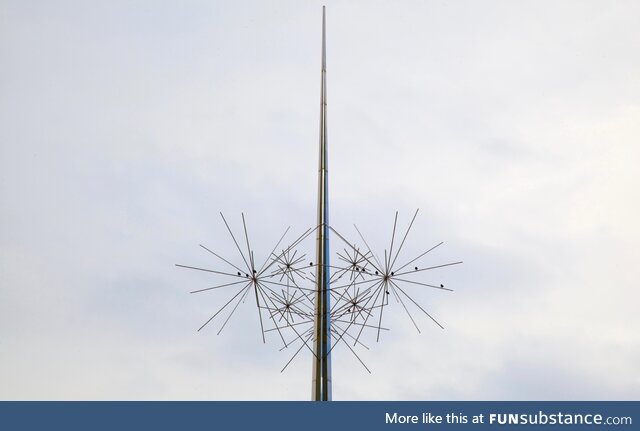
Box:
(1, 0, 639, 400)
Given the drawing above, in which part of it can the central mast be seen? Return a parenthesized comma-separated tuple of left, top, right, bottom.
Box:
(312, 5, 332, 401)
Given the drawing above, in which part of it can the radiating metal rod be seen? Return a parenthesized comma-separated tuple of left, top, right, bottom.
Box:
(312, 5, 332, 401)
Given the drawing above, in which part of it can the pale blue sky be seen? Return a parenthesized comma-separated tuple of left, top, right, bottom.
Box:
(1, 0, 639, 400)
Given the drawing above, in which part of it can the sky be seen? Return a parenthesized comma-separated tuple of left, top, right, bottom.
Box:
(1, 0, 639, 400)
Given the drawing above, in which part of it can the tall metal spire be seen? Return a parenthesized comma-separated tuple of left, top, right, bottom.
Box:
(179, 5, 461, 402)
(312, 5, 332, 401)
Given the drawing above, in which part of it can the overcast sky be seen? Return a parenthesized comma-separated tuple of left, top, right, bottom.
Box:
(1, 0, 639, 400)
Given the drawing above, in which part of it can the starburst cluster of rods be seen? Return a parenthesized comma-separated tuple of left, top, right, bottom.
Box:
(176, 209, 461, 373)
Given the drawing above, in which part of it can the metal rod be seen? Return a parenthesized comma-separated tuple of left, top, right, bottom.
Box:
(312, 5, 332, 401)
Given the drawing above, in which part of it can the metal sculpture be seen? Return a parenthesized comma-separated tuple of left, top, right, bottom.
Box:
(176, 6, 462, 401)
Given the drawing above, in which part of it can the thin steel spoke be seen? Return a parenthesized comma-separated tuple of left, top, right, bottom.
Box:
(389, 280, 421, 334)
(242, 214, 255, 273)
(391, 277, 454, 292)
(176, 264, 243, 278)
(394, 261, 463, 278)
(257, 226, 291, 274)
(330, 327, 371, 374)
(352, 278, 386, 346)
(260, 278, 316, 292)
(251, 281, 266, 343)
(394, 242, 444, 273)
(216, 284, 252, 335)
(220, 212, 252, 272)
(376, 280, 387, 342)
(259, 280, 317, 354)
(264, 320, 313, 333)
(353, 224, 384, 271)
(387, 211, 398, 270)
(389, 208, 419, 269)
(332, 321, 370, 349)
(197, 281, 252, 332)
(281, 331, 315, 373)
(190, 279, 249, 294)
(199, 244, 245, 275)
(393, 282, 444, 330)
(261, 226, 316, 276)
(256, 284, 288, 346)
(332, 319, 389, 331)
(330, 225, 383, 274)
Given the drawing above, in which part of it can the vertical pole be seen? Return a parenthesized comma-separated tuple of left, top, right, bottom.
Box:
(312, 5, 332, 401)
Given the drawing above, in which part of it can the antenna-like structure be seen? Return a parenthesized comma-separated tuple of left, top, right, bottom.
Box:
(176, 7, 462, 401)
(313, 5, 331, 401)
